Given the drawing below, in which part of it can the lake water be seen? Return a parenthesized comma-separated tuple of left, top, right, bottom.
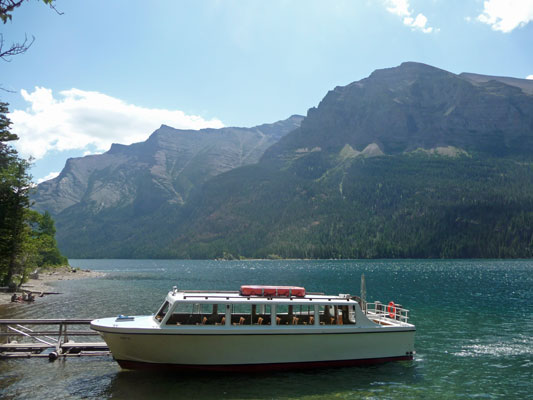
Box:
(0, 259, 531, 399)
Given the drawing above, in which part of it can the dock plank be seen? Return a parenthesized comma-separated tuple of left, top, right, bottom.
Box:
(0, 342, 108, 351)
(62, 342, 108, 349)
(0, 343, 52, 350)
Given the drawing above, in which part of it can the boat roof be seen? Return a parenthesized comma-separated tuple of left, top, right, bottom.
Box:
(167, 289, 359, 306)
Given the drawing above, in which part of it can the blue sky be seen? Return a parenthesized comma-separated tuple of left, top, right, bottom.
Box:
(1, 0, 532, 182)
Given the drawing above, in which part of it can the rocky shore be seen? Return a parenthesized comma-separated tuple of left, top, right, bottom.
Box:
(0, 266, 105, 306)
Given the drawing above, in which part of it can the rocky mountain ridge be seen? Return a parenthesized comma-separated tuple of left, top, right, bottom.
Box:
(460, 72, 533, 95)
(263, 62, 533, 165)
(33, 115, 303, 216)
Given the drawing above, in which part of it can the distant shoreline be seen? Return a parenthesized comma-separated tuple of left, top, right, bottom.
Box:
(0, 266, 105, 308)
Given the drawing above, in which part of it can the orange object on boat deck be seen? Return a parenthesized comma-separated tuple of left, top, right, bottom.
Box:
(240, 285, 306, 297)
(387, 301, 396, 318)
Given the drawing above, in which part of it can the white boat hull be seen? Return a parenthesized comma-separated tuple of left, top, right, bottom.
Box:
(95, 322, 415, 371)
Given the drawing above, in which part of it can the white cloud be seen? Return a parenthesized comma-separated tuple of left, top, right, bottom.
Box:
(37, 171, 60, 184)
(477, 0, 533, 33)
(382, 0, 435, 33)
(385, 0, 410, 17)
(10, 87, 225, 160)
(527, 75, 533, 80)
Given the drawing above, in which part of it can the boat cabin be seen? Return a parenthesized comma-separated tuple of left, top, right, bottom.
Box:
(154, 285, 364, 328)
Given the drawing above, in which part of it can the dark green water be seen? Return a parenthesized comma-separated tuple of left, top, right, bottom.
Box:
(0, 259, 531, 399)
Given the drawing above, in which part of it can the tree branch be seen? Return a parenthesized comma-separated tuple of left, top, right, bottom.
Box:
(0, 33, 34, 61)
(47, 1, 62, 16)
(0, 0, 25, 23)
(1, 1, 61, 24)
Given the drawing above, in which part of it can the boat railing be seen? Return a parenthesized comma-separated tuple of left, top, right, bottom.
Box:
(365, 301, 410, 324)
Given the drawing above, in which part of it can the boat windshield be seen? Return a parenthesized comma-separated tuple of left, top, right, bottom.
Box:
(155, 301, 170, 322)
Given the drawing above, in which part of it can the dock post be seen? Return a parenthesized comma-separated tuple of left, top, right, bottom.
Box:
(56, 323, 63, 355)
(2, 323, 7, 343)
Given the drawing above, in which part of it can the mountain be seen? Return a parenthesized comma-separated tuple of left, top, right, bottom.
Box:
(32, 115, 303, 255)
(37, 62, 533, 259)
(160, 62, 533, 259)
(34, 115, 303, 216)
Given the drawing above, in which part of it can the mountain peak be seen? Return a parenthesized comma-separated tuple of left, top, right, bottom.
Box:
(108, 143, 128, 154)
(398, 61, 442, 70)
(367, 62, 455, 83)
(263, 62, 533, 162)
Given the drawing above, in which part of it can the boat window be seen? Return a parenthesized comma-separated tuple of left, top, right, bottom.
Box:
(274, 304, 315, 325)
(317, 304, 355, 325)
(174, 302, 194, 314)
(253, 304, 271, 325)
(166, 303, 227, 325)
(344, 305, 356, 324)
(231, 304, 252, 325)
(318, 305, 335, 325)
(224, 304, 270, 326)
(155, 301, 170, 322)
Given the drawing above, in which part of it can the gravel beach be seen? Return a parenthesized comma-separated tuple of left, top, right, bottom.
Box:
(0, 266, 105, 307)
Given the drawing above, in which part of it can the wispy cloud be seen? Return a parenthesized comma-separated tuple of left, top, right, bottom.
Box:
(10, 87, 224, 160)
(382, 0, 435, 33)
(37, 171, 60, 184)
(477, 0, 533, 33)
(527, 75, 533, 80)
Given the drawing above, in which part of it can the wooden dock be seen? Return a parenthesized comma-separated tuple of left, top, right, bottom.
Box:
(0, 319, 110, 360)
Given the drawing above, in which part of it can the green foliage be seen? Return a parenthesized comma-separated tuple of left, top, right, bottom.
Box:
(0, 148, 31, 284)
(0, 102, 18, 143)
(26, 210, 68, 267)
(0, 0, 54, 24)
(0, 102, 66, 286)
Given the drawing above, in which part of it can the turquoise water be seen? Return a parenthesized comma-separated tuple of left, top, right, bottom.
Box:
(0, 259, 531, 399)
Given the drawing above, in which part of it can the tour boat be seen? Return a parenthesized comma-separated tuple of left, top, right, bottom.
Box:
(90, 282, 415, 371)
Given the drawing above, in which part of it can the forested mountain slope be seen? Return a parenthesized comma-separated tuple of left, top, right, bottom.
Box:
(37, 62, 533, 259)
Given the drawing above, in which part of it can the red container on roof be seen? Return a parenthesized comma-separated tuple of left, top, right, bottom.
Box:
(240, 285, 306, 297)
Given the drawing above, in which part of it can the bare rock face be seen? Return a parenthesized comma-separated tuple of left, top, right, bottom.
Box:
(460, 72, 533, 95)
(338, 143, 384, 160)
(33, 115, 304, 217)
(263, 62, 533, 163)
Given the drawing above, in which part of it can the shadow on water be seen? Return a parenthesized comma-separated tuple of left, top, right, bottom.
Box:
(106, 361, 420, 400)
(0, 357, 421, 400)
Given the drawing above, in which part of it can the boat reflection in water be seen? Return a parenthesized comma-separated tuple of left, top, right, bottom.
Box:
(91, 283, 415, 371)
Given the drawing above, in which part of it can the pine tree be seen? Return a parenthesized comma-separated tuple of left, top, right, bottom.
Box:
(0, 103, 66, 286)
(0, 103, 31, 285)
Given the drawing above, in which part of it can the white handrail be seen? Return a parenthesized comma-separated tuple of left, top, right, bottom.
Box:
(16, 324, 59, 343)
(365, 301, 410, 323)
(7, 326, 55, 346)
